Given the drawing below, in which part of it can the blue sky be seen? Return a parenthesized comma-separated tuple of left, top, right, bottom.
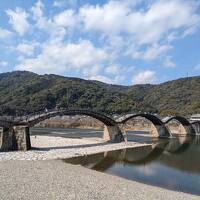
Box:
(0, 0, 200, 85)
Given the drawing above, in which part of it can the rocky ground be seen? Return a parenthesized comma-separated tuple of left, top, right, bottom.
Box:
(0, 135, 149, 160)
(0, 135, 199, 199)
(0, 160, 199, 200)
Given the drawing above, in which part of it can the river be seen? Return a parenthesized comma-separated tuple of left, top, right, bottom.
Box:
(31, 127, 200, 195)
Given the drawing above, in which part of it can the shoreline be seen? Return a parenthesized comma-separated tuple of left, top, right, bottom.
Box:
(0, 135, 150, 161)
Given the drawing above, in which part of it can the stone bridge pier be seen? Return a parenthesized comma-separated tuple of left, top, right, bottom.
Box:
(13, 126, 31, 151)
(103, 125, 124, 142)
(150, 124, 171, 138)
(0, 126, 31, 151)
(0, 127, 13, 151)
(192, 123, 200, 134)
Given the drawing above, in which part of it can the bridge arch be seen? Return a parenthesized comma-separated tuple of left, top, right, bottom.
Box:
(25, 110, 116, 127)
(118, 113, 171, 137)
(191, 121, 200, 134)
(19, 109, 124, 142)
(163, 116, 195, 136)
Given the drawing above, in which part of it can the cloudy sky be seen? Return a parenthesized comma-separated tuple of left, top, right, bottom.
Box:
(0, 0, 200, 85)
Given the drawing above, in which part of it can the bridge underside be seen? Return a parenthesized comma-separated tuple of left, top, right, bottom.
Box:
(26, 110, 125, 143)
(0, 125, 124, 151)
(119, 114, 171, 138)
(26, 110, 117, 127)
(164, 117, 196, 136)
(2, 110, 125, 151)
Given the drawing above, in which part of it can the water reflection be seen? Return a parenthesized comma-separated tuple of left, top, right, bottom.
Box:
(65, 136, 200, 195)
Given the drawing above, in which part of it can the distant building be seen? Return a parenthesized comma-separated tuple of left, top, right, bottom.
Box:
(190, 114, 200, 122)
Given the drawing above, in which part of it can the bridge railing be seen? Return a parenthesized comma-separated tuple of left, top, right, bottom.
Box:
(0, 116, 15, 122)
(22, 109, 116, 125)
(17, 110, 52, 122)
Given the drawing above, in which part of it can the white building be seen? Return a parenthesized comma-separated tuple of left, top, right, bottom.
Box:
(190, 114, 200, 122)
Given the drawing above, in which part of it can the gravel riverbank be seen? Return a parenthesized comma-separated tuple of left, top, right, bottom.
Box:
(0, 136, 199, 199)
(0, 135, 149, 161)
(0, 160, 199, 200)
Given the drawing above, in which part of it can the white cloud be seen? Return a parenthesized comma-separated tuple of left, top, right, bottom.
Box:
(2, 0, 199, 84)
(113, 75, 125, 83)
(0, 61, 8, 67)
(131, 44, 172, 60)
(16, 40, 108, 74)
(79, 0, 200, 48)
(88, 75, 112, 84)
(105, 65, 120, 75)
(0, 27, 13, 40)
(53, 9, 78, 28)
(164, 56, 176, 68)
(166, 32, 177, 42)
(80, 1, 127, 35)
(16, 41, 39, 56)
(77, 0, 200, 67)
(83, 65, 102, 77)
(133, 70, 156, 84)
(88, 74, 124, 84)
(31, 0, 50, 30)
(31, 1, 43, 21)
(85, 64, 126, 84)
(31, 1, 77, 43)
(6, 7, 30, 36)
(32, 1, 77, 31)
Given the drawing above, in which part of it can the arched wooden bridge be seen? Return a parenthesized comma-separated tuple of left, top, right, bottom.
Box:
(0, 109, 199, 151)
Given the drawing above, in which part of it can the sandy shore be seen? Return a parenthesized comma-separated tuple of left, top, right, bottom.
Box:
(0, 135, 149, 161)
(0, 160, 199, 200)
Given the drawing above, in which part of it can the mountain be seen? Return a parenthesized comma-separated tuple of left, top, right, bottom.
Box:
(0, 71, 200, 116)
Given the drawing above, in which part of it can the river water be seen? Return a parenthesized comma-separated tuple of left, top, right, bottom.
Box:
(31, 128, 200, 195)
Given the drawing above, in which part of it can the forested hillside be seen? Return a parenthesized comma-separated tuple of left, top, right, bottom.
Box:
(0, 71, 200, 116)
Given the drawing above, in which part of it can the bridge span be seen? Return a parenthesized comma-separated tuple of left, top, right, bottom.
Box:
(163, 116, 196, 136)
(0, 109, 199, 151)
(116, 113, 171, 137)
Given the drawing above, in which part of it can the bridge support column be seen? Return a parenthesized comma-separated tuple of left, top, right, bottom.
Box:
(103, 125, 124, 142)
(13, 126, 31, 151)
(0, 127, 14, 151)
(178, 124, 195, 136)
(150, 124, 170, 138)
(192, 123, 200, 134)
